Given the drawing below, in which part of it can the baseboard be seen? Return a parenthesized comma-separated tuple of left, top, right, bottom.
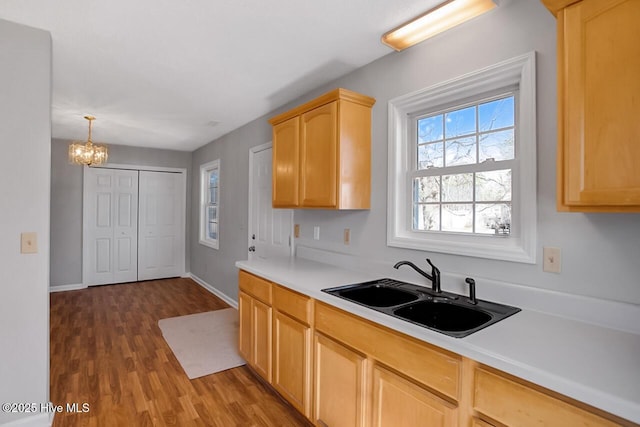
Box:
(187, 273, 238, 309)
(0, 411, 52, 427)
(49, 283, 87, 293)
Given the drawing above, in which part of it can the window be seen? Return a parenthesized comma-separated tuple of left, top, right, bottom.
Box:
(200, 159, 220, 249)
(388, 52, 537, 263)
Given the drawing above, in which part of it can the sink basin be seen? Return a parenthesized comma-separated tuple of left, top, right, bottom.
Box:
(393, 300, 492, 332)
(322, 278, 520, 338)
(335, 283, 419, 307)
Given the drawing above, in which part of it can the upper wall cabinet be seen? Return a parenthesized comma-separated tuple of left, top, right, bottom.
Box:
(542, 0, 640, 212)
(269, 88, 376, 209)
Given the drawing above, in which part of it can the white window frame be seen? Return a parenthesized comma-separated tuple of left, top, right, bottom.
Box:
(387, 52, 537, 263)
(199, 159, 220, 249)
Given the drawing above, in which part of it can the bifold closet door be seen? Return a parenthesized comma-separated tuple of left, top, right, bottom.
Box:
(83, 168, 139, 285)
(137, 170, 185, 281)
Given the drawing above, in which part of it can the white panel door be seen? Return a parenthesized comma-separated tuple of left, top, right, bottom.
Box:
(138, 170, 185, 280)
(250, 145, 292, 259)
(83, 167, 139, 285)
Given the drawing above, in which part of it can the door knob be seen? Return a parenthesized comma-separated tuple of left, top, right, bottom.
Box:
(248, 246, 256, 252)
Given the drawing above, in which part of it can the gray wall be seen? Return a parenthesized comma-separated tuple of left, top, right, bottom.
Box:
(50, 139, 192, 287)
(191, 0, 640, 305)
(0, 19, 51, 425)
(190, 120, 272, 300)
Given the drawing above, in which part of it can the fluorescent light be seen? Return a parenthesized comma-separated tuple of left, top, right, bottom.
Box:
(381, 0, 498, 51)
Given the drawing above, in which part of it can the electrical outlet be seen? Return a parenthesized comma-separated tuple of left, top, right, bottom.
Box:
(313, 226, 320, 240)
(21, 232, 38, 254)
(543, 247, 561, 273)
(344, 228, 350, 245)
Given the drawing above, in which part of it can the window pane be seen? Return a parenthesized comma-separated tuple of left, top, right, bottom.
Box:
(207, 205, 217, 222)
(413, 177, 440, 203)
(413, 204, 439, 231)
(418, 142, 443, 169)
(479, 96, 514, 132)
(441, 204, 473, 232)
(479, 129, 514, 162)
(445, 106, 475, 138)
(418, 115, 443, 143)
(475, 203, 511, 235)
(476, 169, 512, 202)
(208, 221, 218, 239)
(442, 173, 473, 202)
(445, 136, 476, 166)
(209, 187, 218, 204)
(209, 171, 218, 187)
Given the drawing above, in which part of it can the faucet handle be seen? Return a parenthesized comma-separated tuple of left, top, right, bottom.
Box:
(465, 277, 477, 305)
(426, 258, 440, 275)
(426, 258, 441, 293)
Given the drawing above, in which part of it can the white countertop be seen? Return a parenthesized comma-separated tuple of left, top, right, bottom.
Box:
(236, 256, 640, 424)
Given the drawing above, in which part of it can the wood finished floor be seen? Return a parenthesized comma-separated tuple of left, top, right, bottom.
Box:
(50, 278, 312, 427)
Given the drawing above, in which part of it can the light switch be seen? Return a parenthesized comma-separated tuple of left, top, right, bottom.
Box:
(294, 224, 300, 238)
(313, 226, 320, 240)
(543, 246, 561, 273)
(344, 228, 350, 245)
(21, 232, 38, 254)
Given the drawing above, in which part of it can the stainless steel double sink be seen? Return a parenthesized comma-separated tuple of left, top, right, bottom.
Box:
(322, 278, 520, 338)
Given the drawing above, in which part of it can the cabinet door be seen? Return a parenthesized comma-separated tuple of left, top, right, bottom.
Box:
(560, 0, 640, 209)
(273, 311, 311, 416)
(252, 298, 272, 381)
(370, 365, 457, 427)
(314, 333, 366, 427)
(238, 292, 253, 363)
(272, 116, 300, 207)
(300, 102, 338, 207)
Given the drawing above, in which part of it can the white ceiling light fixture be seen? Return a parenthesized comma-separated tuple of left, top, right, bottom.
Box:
(381, 0, 498, 51)
(68, 115, 109, 166)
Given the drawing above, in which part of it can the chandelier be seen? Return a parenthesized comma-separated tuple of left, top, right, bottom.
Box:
(68, 115, 108, 166)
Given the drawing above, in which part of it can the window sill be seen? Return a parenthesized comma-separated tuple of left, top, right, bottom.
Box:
(199, 239, 219, 250)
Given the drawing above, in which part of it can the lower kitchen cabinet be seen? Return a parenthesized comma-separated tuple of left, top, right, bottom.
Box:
(272, 285, 313, 417)
(238, 292, 253, 363)
(313, 332, 367, 427)
(251, 298, 272, 380)
(238, 271, 272, 382)
(370, 364, 457, 427)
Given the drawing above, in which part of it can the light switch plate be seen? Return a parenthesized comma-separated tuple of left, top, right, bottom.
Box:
(313, 226, 320, 240)
(344, 228, 350, 245)
(21, 232, 38, 254)
(543, 246, 561, 273)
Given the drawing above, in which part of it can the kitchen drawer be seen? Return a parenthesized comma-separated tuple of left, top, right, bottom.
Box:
(273, 285, 312, 325)
(473, 366, 619, 427)
(315, 301, 460, 402)
(239, 270, 272, 304)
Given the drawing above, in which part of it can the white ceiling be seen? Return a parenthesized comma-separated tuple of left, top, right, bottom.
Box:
(1, 0, 439, 151)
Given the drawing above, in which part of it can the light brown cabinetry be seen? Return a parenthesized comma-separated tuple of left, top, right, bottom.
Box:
(314, 301, 461, 427)
(272, 285, 313, 417)
(371, 365, 457, 427)
(472, 365, 627, 426)
(238, 270, 272, 382)
(272, 117, 300, 207)
(269, 88, 376, 210)
(313, 332, 367, 427)
(542, 0, 640, 212)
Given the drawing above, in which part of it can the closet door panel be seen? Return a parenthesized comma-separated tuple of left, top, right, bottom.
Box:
(138, 171, 185, 281)
(83, 168, 138, 285)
